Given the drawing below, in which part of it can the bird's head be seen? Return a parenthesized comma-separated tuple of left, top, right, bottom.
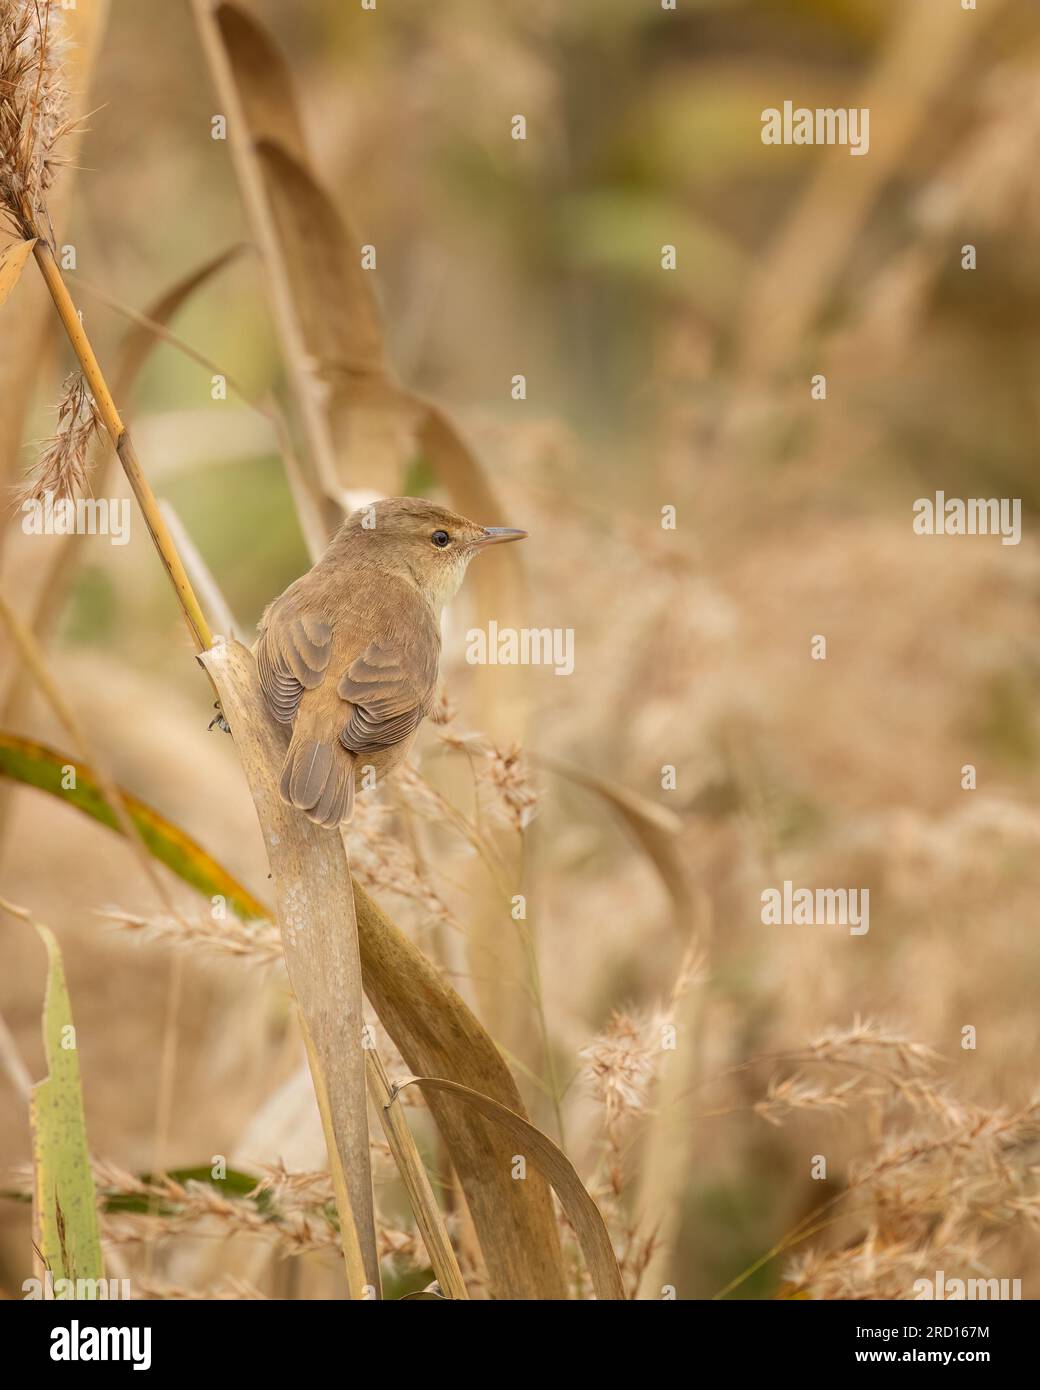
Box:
(339, 496, 526, 608)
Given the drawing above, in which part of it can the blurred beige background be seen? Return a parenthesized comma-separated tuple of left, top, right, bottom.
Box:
(2, 0, 1039, 1299)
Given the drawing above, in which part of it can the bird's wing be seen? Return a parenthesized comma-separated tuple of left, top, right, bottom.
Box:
(256, 607, 334, 723)
(337, 639, 436, 754)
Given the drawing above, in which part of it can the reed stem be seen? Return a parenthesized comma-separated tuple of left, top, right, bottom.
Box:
(30, 238, 214, 653)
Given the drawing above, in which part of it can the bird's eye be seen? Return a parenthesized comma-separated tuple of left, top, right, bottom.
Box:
(431, 530, 451, 548)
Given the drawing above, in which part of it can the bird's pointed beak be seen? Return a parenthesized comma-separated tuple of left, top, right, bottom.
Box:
(474, 526, 528, 547)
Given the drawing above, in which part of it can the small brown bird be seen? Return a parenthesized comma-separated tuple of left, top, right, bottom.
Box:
(255, 496, 526, 828)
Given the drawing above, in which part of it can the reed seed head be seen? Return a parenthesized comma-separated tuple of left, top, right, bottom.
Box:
(0, 0, 71, 236)
(18, 370, 100, 506)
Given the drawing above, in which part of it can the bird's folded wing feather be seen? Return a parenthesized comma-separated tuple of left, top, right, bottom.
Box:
(256, 608, 334, 722)
(337, 640, 435, 753)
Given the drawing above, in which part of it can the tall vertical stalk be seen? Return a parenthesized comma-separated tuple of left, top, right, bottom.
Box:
(29, 239, 214, 653)
(189, 0, 345, 517)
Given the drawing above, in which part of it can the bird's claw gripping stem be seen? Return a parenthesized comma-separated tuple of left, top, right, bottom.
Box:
(208, 702, 231, 734)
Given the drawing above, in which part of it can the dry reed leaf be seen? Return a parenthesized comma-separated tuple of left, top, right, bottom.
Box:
(190, 0, 344, 533)
(251, 138, 389, 376)
(350, 883, 568, 1299)
(366, 1049, 468, 1300)
(213, 2, 308, 161)
(0, 236, 36, 306)
(632, 973, 705, 1297)
(199, 638, 378, 1297)
(212, 6, 411, 499)
(0, 726, 570, 1299)
(392, 1075, 625, 1301)
(255, 138, 524, 614)
(537, 754, 695, 934)
(199, 3, 521, 624)
(253, 137, 418, 498)
(415, 403, 514, 532)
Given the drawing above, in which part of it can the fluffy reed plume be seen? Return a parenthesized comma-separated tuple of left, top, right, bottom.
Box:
(436, 722, 542, 832)
(394, 761, 504, 873)
(0, 0, 72, 237)
(101, 906, 283, 968)
(104, 1189, 432, 1270)
(732, 1024, 1040, 1300)
(102, 1196, 340, 1256)
(582, 948, 705, 1191)
(4, 1157, 445, 1279)
(851, 1093, 1040, 1220)
(19, 371, 101, 504)
(577, 1010, 660, 1295)
(247, 1160, 336, 1208)
(76, 1161, 405, 1260)
(0, 1161, 314, 1250)
(481, 742, 540, 832)
(346, 799, 458, 930)
(795, 1018, 941, 1076)
(784, 1095, 1040, 1299)
(582, 1013, 659, 1148)
(785, 1236, 969, 1303)
(573, 950, 704, 1296)
(748, 1019, 944, 1125)
(754, 1073, 866, 1125)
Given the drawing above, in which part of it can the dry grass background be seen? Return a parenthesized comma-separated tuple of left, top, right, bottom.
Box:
(1, 0, 1040, 1299)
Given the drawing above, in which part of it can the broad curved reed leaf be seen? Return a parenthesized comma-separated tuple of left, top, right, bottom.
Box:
(537, 754, 695, 934)
(214, 2, 308, 161)
(254, 137, 418, 498)
(392, 1075, 625, 1301)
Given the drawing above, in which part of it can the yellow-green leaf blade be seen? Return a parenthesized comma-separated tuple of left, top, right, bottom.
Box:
(17, 910, 104, 1289)
(0, 732, 267, 922)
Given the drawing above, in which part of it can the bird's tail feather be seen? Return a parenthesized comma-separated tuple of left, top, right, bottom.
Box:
(280, 729, 356, 828)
